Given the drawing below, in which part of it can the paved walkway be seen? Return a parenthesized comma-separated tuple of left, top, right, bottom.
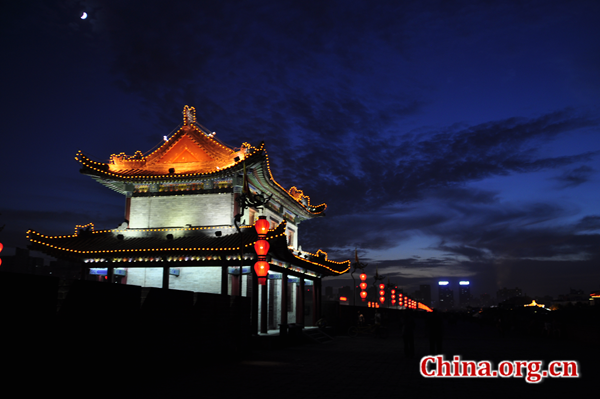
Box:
(128, 318, 597, 398)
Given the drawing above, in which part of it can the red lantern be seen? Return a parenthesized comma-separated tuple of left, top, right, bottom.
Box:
(254, 260, 269, 285)
(379, 290, 385, 296)
(379, 284, 385, 290)
(254, 216, 270, 237)
(360, 291, 367, 300)
(359, 273, 367, 281)
(360, 282, 367, 290)
(391, 289, 395, 294)
(254, 239, 270, 256)
(379, 297, 385, 304)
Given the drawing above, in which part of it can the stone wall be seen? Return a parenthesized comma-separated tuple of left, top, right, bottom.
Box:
(129, 193, 233, 228)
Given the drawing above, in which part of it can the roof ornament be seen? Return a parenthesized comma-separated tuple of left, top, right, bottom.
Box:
(235, 162, 273, 226)
(183, 105, 196, 126)
(288, 186, 310, 206)
(372, 266, 385, 288)
(350, 249, 368, 306)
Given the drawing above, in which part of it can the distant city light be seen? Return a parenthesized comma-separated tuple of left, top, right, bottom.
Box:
(438, 281, 449, 286)
(459, 281, 470, 285)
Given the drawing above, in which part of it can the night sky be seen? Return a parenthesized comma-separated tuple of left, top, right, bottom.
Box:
(2, 0, 600, 299)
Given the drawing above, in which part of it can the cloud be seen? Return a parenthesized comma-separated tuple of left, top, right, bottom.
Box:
(575, 215, 600, 232)
(285, 109, 599, 220)
(552, 165, 595, 188)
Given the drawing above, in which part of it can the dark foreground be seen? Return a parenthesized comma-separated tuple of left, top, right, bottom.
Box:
(6, 316, 596, 398)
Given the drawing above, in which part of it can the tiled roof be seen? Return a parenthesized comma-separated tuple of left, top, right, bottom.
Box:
(27, 221, 349, 276)
(75, 139, 262, 181)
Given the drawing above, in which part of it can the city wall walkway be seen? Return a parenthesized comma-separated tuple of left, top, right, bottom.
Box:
(134, 317, 597, 398)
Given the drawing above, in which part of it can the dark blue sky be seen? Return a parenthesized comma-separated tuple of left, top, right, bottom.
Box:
(2, 0, 600, 298)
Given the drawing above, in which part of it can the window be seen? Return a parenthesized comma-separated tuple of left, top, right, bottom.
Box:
(269, 216, 279, 228)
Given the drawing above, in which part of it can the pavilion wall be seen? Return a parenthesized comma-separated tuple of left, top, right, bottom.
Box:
(129, 193, 233, 228)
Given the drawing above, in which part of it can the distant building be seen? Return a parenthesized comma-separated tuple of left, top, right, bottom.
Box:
(590, 291, 600, 306)
(338, 285, 353, 299)
(419, 284, 432, 307)
(478, 293, 492, 308)
(497, 287, 523, 303)
(438, 281, 454, 310)
(324, 286, 333, 299)
(0, 247, 45, 275)
(558, 288, 586, 302)
(458, 281, 471, 308)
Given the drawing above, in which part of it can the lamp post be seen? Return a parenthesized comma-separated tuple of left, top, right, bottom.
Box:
(254, 216, 270, 334)
(351, 249, 368, 306)
(253, 227, 270, 286)
(359, 273, 367, 302)
(379, 283, 386, 305)
(372, 266, 385, 301)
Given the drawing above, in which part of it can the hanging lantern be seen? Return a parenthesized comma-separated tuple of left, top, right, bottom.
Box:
(379, 297, 385, 304)
(360, 282, 367, 290)
(254, 216, 270, 237)
(379, 284, 385, 290)
(379, 290, 385, 296)
(359, 273, 367, 281)
(253, 216, 271, 286)
(254, 239, 270, 256)
(391, 289, 395, 294)
(360, 291, 367, 300)
(254, 260, 269, 285)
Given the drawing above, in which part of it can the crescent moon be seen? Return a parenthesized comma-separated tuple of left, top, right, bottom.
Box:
(81, 12, 88, 20)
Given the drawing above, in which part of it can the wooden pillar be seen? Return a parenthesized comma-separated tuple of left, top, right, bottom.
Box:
(268, 278, 275, 329)
(260, 282, 268, 333)
(315, 278, 322, 321)
(221, 266, 228, 295)
(231, 271, 240, 297)
(296, 277, 304, 325)
(312, 280, 317, 326)
(106, 266, 114, 283)
(280, 271, 288, 336)
(251, 273, 258, 335)
(162, 266, 169, 289)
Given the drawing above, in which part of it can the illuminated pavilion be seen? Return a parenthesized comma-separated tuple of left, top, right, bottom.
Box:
(27, 105, 350, 333)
